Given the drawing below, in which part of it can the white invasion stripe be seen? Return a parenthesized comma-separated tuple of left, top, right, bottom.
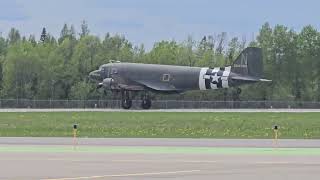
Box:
(212, 67, 219, 73)
(221, 77, 229, 88)
(222, 66, 231, 88)
(199, 68, 209, 90)
(222, 66, 231, 76)
(203, 75, 211, 79)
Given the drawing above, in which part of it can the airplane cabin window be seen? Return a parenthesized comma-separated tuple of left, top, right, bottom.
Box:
(162, 74, 170, 81)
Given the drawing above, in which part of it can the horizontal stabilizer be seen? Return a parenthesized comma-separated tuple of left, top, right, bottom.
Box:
(259, 79, 272, 82)
(232, 76, 272, 82)
(231, 76, 259, 81)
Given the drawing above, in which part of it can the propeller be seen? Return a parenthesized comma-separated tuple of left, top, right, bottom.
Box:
(96, 78, 114, 90)
(97, 82, 103, 89)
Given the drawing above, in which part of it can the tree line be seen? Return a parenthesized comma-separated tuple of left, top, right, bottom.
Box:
(0, 21, 319, 101)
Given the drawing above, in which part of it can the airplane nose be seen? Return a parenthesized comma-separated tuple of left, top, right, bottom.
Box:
(89, 70, 102, 82)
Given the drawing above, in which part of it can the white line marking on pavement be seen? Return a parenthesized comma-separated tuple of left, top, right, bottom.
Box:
(256, 161, 320, 165)
(43, 170, 201, 180)
(257, 161, 290, 164)
(113, 159, 218, 163)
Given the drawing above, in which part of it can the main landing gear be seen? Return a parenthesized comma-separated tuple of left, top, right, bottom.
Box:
(141, 92, 152, 109)
(121, 90, 132, 109)
(120, 90, 152, 109)
(236, 87, 242, 95)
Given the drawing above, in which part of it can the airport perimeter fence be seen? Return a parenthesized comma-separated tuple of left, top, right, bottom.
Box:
(1, 99, 320, 109)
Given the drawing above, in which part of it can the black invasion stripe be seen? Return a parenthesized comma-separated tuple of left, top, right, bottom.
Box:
(217, 78, 223, 88)
(217, 70, 224, 76)
(206, 69, 212, 75)
(205, 69, 212, 89)
(205, 79, 211, 89)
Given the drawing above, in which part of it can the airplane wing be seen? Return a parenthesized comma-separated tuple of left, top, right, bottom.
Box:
(118, 84, 145, 91)
(135, 80, 180, 92)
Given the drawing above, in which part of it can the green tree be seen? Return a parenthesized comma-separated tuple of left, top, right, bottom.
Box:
(179, 35, 196, 66)
(296, 26, 320, 100)
(79, 20, 90, 38)
(28, 35, 37, 46)
(133, 44, 146, 63)
(2, 42, 43, 99)
(40, 27, 47, 43)
(7, 28, 21, 45)
(70, 81, 91, 100)
(0, 36, 6, 91)
(58, 24, 69, 44)
(226, 37, 240, 64)
(71, 35, 101, 79)
(148, 40, 179, 65)
(101, 34, 133, 62)
(46, 38, 78, 99)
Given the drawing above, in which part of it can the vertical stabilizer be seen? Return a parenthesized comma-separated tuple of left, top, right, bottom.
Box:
(231, 47, 263, 78)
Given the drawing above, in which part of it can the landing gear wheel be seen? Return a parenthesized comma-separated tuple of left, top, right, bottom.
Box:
(121, 99, 132, 109)
(236, 88, 242, 95)
(121, 90, 132, 109)
(141, 99, 152, 109)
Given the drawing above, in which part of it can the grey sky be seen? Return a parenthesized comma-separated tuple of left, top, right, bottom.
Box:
(0, 0, 319, 49)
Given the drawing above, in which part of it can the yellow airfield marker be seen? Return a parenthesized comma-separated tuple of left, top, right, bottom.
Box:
(273, 125, 279, 148)
(73, 124, 78, 150)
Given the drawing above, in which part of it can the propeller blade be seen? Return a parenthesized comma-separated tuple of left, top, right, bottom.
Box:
(97, 83, 103, 89)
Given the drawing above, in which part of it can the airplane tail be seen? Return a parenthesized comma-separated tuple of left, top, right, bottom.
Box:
(230, 47, 270, 82)
(231, 47, 262, 78)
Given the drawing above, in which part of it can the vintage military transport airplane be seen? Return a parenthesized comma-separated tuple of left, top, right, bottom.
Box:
(89, 47, 270, 109)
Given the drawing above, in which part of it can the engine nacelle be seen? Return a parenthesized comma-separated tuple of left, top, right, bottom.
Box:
(97, 78, 114, 89)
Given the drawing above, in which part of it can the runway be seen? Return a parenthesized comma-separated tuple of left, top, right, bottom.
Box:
(0, 138, 320, 180)
(2, 108, 320, 112)
(1, 137, 320, 148)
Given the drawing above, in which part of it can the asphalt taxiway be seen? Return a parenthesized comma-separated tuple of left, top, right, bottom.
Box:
(0, 138, 319, 180)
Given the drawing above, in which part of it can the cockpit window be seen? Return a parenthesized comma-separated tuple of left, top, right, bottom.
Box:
(98, 64, 113, 78)
(103, 67, 109, 77)
(99, 65, 104, 70)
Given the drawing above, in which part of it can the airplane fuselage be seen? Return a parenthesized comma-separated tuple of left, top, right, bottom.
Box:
(89, 47, 269, 109)
(91, 62, 249, 93)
